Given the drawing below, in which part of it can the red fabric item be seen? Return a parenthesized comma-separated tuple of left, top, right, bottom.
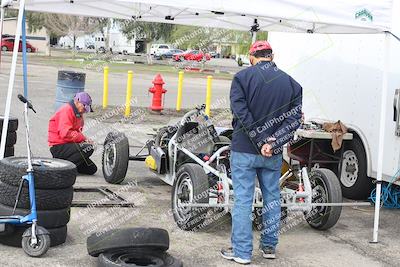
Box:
(48, 103, 86, 146)
(249, 41, 272, 55)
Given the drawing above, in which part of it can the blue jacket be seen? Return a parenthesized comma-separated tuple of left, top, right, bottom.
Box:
(230, 61, 302, 155)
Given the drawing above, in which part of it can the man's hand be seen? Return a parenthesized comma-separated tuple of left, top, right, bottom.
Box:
(261, 137, 276, 157)
(261, 143, 273, 157)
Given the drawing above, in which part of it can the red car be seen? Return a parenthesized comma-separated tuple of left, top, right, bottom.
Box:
(1, 37, 37, 52)
(173, 50, 211, 62)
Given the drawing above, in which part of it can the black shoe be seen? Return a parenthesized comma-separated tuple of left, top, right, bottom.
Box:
(220, 248, 251, 265)
(260, 246, 276, 259)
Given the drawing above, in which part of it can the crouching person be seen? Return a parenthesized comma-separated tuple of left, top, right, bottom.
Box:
(48, 92, 97, 175)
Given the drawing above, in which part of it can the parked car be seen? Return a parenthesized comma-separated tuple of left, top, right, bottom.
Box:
(150, 44, 172, 56)
(155, 49, 184, 59)
(96, 46, 106, 53)
(236, 55, 250, 66)
(173, 50, 211, 62)
(209, 51, 219, 58)
(1, 37, 37, 52)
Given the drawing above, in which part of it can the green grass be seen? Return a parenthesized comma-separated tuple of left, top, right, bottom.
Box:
(32, 54, 234, 80)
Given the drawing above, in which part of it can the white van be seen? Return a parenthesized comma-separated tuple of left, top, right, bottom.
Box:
(150, 44, 172, 56)
(269, 25, 400, 200)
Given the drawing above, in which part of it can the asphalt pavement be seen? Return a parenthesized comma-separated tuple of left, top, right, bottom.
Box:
(0, 54, 399, 267)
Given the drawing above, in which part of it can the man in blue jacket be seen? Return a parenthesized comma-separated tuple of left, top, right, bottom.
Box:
(221, 41, 303, 264)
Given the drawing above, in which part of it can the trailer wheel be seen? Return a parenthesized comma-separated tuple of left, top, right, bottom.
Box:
(172, 163, 209, 231)
(339, 138, 373, 200)
(305, 168, 342, 230)
(102, 131, 129, 184)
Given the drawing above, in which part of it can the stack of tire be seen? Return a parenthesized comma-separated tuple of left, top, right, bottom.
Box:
(0, 116, 18, 158)
(87, 228, 183, 267)
(0, 157, 77, 247)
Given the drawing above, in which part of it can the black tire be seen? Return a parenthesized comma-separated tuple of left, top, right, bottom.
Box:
(22, 226, 50, 257)
(98, 250, 183, 267)
(0, 225, 67, 247)
(26, 47, 32, 53)
(172, 163, 210, 231)
(1, 46, 7, 52)
(4, 146, 14, 157)
(155, 126, 177, 148)
(102, 131, 129, 184)
(0, 157, 77, 189)
(0, 116, 18, 132)
(0, 131, 17, 146)
(0, 181, 73, 210)
(0, 203, 70, 228)
(338, 138, 373, 200)
(87, 228, 169, 257)
(305, 168, 342, 230)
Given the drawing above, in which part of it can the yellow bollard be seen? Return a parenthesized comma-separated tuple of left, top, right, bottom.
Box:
(102, 66, 109, 109)
(205, 75, 213, 116)
(176, 71, 184, 111)
(124, 71, 133, 117)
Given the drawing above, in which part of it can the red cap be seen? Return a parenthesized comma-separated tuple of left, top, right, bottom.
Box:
(249, 41, 272, 55)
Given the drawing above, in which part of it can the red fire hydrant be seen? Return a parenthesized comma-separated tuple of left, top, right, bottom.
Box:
(149, 74, 167, 112)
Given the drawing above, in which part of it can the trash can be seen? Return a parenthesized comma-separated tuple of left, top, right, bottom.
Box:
(54, 71, 86, 111)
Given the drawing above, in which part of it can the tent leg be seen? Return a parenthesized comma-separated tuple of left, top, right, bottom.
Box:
(0, 7, 4, 71)
(0, 0, 26, 159)
(371, 32, 391, 243)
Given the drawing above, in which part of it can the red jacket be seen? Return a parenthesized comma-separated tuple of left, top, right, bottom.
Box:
(48, 101, 86, 146)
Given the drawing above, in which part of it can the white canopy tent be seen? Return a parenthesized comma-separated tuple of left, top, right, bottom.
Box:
(0, 0, 398, 243)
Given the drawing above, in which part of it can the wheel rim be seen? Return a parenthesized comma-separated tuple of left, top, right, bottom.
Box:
(307, 172, 329, 225)
(340, 150, 359, 187)
(107, 251, 164, 267)
(10, 158, 70, 168)
(27, 236, 44, 250)
(104, 143, 117, 176)
(174, 171, 194, 222)
(2, 46, 7, 51)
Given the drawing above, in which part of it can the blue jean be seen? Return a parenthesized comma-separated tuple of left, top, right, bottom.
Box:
(230, 151, 282, 260)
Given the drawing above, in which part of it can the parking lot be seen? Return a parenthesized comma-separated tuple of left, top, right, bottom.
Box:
(0, 53, 399, 267)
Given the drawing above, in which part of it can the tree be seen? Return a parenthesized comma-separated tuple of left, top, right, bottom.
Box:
(119, 20, 174, 42)
(236, 31, 268, 55)
(170, 26, 221, 50)
(43, 14, 99, 51)
(94, 18, 111, 51)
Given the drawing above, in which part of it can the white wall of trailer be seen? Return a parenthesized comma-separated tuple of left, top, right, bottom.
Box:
(269, 22, 400, 183)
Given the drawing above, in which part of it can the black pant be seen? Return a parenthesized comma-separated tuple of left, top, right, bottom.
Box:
(50, 142, 97, 175)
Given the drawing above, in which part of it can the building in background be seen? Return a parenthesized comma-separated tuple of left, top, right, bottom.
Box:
(2, 17, 49, 54)
(58, 23, 146, 54)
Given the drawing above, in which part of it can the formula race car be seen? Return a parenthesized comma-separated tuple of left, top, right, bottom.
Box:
(102, 105, 343, 231)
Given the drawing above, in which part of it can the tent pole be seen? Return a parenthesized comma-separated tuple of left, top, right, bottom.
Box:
(0, 6, 4, 71)
(0, 0, 25, 159)
(371, 32, 390, 243)
(21, 10, 28, 97)
(251, 31, 257, 44)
